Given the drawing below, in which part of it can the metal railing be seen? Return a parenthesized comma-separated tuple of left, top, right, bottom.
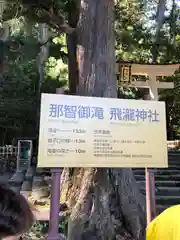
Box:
(0, 146, 17, 173)
(0, 146, 18, 158)
(167, 140, 180, 149)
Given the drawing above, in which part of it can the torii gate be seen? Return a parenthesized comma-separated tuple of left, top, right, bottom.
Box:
(116, 61, 180, 224)
(116, 62, 180, 100)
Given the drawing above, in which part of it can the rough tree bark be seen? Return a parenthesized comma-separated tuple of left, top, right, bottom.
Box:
(66, 1, 79, 95)
(152, 0, 166, 62)
(61, 1, 146, 239)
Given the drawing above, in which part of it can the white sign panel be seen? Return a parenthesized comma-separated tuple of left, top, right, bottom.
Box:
(38, 93, 167, 168)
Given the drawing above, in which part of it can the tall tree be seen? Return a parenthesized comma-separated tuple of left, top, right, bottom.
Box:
(3, 0, 146, 239)
(152, 0, 166, 62)
(66, 2, 145, 240)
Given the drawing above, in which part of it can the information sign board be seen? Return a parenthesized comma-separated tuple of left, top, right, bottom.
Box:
(38, 93, 167, 168)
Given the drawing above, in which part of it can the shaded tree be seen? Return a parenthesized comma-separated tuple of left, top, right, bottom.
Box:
(2, 0, 146, 239)
(66, 2, 145, 239)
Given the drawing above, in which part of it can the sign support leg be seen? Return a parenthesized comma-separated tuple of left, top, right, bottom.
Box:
(48, 169, 62, 240)
(145, 168, 156, 225)
(144, 86, 157, 225)
(48, 88, 64, 240)
(150, 169, 156, 219)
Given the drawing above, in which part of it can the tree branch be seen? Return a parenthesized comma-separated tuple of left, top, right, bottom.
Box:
(22, 3, 75, 34)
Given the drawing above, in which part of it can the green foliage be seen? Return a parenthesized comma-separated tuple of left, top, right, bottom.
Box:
(0, 20, 68, 143)
(30, 220, 67, 238)
(45, 57, 67, 82)
(1, 0, 180, 141)
(0, 60, 38, 142)
(43, 34, 68, 92)
(159, 70, 180, 139)
(115, 0, 151, 62)
(0, 24, 39, 143)
(46, 34, 68, 81)
(2, 0, 74, 34)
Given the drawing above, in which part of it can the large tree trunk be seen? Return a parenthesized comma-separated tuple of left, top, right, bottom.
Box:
(66, 1, 79, 95)
(152, 0, 166, 62)
(62, 1, 146, 239)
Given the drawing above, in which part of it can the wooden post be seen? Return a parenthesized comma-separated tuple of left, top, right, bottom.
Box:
(149, 74, 159, 100)
(145, 74, 158, 225)
(117, 63, 175, 225)
(143, 93, 156, 224)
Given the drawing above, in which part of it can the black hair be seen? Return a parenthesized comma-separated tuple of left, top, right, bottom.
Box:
(0, 184, 34, 238)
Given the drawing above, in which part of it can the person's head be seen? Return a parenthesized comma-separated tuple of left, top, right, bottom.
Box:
(0, 184, 34, 240)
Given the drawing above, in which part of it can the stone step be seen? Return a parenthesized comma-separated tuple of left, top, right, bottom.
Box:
(135, 174, 180, 181)
(133, 152, 180, 209)
(166, 165, 180, 169)
(168, 161, 180, 165)
(133, 166, 180, 172)
(137, 180, 180, 187)
(168, 161, 180, 164)
(156, 204, 170, 214)
(168, 155, 180, 158)
(0, 173, 12, 183)
(155, 175, 180, 181)
(139, 186, 180, 196)
(156, 196, 180, 205)
(168, 159, 180, 162)
(133, 169, 180, 175)
(168, 158, 180, 161)
(168, 151, 180, 155)
(168, 153, 180, 157)
(168, 153, 180, 156)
